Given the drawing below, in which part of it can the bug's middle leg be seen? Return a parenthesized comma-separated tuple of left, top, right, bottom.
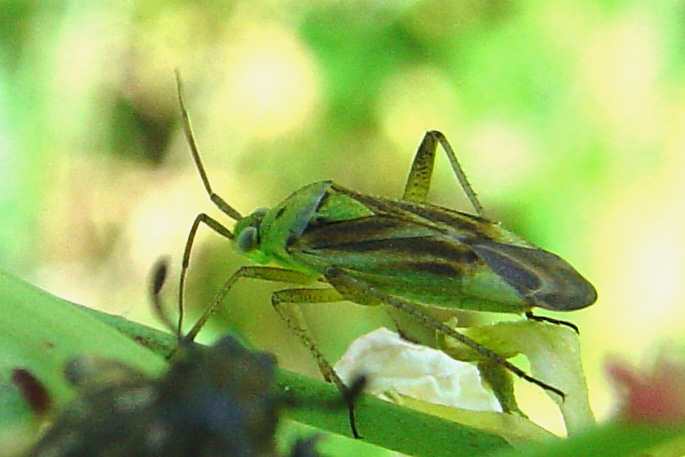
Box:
(270, 287, 345, 389)
(270, 286, 366, 438)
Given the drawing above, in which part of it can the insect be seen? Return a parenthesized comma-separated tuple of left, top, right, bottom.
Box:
(175, 72, 597, 399)
(27, 262, 360, 457)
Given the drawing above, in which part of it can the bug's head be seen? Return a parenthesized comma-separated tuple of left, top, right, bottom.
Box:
(233, 208, 270, 263)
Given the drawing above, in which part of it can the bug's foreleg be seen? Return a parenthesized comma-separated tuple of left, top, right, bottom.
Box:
(324, 266, 566, 401)
(182, 266, 314, 343)
(403, 131, 485, 217)
(179, 213, 235, 338)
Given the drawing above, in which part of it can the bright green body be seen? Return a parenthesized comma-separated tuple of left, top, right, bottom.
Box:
(236, 180, 597, 314)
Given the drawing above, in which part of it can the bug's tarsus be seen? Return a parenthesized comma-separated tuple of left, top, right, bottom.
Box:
(346, 393, 361, 439)
(344, 375, 367, 439)
(525, 311, 580, 334)
(522, 371, 566, 400)
(283, 373, 367, 439)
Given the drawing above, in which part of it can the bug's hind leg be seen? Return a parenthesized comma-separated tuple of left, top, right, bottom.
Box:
(271, 287, 363, 438)
(402, 132, 439, 203)
(525, 311, 580, 334)
(324, 266, 566, 401)
(402, 131, 485, 216)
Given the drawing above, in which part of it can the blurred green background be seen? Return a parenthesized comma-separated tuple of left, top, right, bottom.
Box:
(1, 0, 683, 439)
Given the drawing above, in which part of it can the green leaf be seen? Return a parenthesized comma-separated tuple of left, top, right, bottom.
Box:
(488, 422, 685, 457)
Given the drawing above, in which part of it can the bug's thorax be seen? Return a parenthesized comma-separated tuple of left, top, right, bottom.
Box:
(233, 181, 335, 271)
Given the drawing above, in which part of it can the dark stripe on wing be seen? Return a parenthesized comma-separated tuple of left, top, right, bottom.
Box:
(297, 216, 408, 247)
(309, 236, 478, 265)
(293, 216, 480, 280)
(405, 260, 467, 277)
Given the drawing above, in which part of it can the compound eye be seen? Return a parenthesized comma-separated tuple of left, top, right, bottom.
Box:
(235, 227, 259, 253)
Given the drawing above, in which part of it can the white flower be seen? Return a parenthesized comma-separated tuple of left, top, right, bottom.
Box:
(334, 328, 501, 412)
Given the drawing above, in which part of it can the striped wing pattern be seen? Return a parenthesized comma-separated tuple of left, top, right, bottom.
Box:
(288, 184, 596, 312)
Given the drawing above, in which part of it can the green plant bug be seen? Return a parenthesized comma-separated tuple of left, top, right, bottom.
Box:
(174, 72, 597, 401)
